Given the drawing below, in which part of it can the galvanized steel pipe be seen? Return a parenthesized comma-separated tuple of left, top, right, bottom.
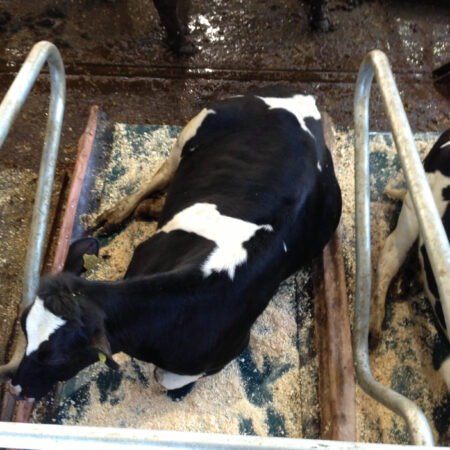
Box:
(0, 421, 436, 450)
(353, 50, 444, 446)
(0, 41, 66, 308)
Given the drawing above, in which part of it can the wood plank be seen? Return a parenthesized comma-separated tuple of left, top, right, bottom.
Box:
(313, 114, 356, 441)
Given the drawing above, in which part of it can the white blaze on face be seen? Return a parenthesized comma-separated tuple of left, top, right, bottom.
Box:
(25, 297, 66, 355)
(440, 139, 450, 149)
(159, 203, 273, 279)
(256, 94, 321, 138)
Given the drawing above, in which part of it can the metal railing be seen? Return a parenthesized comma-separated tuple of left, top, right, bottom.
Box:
(0, 422, 436, 450)
(353, 50, 450, 446)
(0, 40, 66, 308)
(0, 41, 65, 385)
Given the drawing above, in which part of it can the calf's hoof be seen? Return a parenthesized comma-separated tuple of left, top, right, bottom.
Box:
(92, 201, 136, 235)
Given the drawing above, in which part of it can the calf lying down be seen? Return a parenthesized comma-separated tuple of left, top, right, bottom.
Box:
(371, 128, 450, 390)
(9, 87, 342, 400)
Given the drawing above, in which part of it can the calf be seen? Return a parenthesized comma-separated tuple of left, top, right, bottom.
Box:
(9, 86, 341, 400)
(370, 128, 450, 390)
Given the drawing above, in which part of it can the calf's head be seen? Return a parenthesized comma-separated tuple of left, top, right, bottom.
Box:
(10, 238, 118, 400)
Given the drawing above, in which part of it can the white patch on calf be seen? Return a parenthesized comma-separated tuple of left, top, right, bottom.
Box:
(25, 298, 66, 355)
(9, 381, 22, 395)
(439, 357, 450, 392)
(178, 108, 215, 153)
(256, 94, 321, 138)
(317, 161, 322, 172)
(154, 368, 203, 390)
(283, 241, 288, 253)
(159, 203, 273, 279)
(425, 170, 450, 215)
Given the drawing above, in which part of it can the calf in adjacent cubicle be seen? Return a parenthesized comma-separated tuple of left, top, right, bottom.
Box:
(370, 128, 450, 390)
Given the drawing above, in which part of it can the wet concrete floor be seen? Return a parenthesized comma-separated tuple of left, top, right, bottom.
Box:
(0, 0, 448, 422)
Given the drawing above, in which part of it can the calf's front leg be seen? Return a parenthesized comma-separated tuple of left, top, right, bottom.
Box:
(93, 158, 176, 234)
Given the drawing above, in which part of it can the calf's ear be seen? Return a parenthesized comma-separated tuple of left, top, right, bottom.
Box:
(63, 238, 99, 276)
(90, 328, 119, 370)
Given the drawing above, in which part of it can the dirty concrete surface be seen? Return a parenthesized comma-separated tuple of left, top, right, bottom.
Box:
(0, 0, 448, 440)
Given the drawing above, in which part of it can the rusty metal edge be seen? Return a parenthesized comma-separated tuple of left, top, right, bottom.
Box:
(51, 105, 99, 274)
(312, 114, 356, 441)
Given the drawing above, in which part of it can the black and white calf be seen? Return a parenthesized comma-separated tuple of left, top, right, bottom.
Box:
(371, 128, 450, 390)
(10, 86, 342, 400)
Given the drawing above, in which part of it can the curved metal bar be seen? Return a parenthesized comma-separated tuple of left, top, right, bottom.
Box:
(0, 41, 66, 308)
(353, 50, 441, 446)
(0, 42, 65, 383)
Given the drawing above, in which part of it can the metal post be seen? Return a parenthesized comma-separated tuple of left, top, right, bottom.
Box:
(0, 40, 66, 308)
(353, 50, 446, 446)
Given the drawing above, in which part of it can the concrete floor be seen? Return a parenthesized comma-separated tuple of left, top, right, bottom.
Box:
(0, 0, 448, 431)
(0, 0, 448, 171)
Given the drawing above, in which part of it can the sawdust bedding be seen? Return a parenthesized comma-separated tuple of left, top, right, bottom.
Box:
(33, 123, 449, 444)
(0, 168, 37, 364)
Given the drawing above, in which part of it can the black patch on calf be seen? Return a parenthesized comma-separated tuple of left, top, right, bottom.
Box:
(126, 230, 215, 278)
(434, 300, 447, 334)
(38, 273, 83, 327)
(423, 128, 450, 176)
(443, 186, 450, 202)
(63, 238, 99, 276)
(420, 245, 439, 301)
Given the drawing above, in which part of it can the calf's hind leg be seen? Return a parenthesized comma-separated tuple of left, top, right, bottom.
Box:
(370, 191, 419, 346)
(134, 193, 167, 221)
(93, 108, 212, 234)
